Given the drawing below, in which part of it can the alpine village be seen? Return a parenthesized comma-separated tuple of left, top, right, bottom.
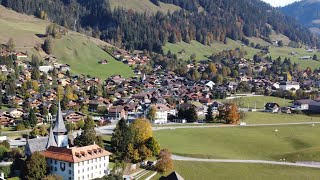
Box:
(1, 0, 320, 180)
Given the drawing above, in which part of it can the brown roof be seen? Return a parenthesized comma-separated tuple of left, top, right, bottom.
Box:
(41, 144, 111, 163)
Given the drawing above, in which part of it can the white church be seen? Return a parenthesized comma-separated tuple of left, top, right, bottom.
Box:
(25, 102, 111, 180)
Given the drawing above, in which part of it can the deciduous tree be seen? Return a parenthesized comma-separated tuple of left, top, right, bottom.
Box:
(24, 152, 47, 180)
(129, 118, 152, 145)
(155, 149, 173, 174)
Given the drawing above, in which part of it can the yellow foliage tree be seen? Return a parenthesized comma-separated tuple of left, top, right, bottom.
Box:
(286, 72, 292, 81)
(130, 118, 152, 145)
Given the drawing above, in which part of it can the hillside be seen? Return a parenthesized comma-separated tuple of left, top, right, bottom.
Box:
(2, 0, 318, 53)
(281, 0, 320, 34)
(0, 5, 48, 53)
(0, 5, 133, 78)
(109, 0, 180, 14)
(53, 34, 134, 78)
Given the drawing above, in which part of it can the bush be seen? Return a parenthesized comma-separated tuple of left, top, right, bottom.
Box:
(0, 166, 11, 178)
(15, 124, 26, 131)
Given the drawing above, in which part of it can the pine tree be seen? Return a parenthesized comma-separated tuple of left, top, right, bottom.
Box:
(205, 106, 214, 122)
(110, 118, 132, 158)
(29, 108, 38, 128)
(74, 116, 98, 147)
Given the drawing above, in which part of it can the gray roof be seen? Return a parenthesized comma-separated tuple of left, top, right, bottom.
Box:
(163, 171, 184, 180)
(52, 102, 67, 133)
(26, 137, 48, 154)
(46, 126, 57, 149)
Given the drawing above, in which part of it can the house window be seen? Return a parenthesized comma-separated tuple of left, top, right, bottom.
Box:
(69, 170, 71, 174)
(78, 170, 80, 174)
(69, 162, 71, 167)
(54, 167, 57, 171)
(78, 177, 80, 180)
(55, 160, 57, 164)
(69, 177, 71, 180)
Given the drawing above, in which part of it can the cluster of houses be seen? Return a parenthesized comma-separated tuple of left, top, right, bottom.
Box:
(1, 47, 320, 128)
(112, 49, 150, 65)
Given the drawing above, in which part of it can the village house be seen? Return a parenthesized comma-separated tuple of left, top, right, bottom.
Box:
(62, 110, 86, 123)
(146, 103, 171, 124)
(108, 106, 127, 120)
(264, 103, 280, 113)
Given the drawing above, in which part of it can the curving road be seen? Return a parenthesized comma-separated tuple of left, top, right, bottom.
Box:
(172, 155, 320, 168)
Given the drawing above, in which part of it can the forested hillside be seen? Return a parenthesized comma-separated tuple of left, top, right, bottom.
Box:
(281, 0, 320, 34)
(1, 0, 318, 53)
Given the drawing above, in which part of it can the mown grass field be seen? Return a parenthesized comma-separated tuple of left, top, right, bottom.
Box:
(0, 5, 48, 55)
(53, 34, 134, 78)
(152, 161, 320, 180)
(109, 0, 180, 14)
(243, 112, 319, 124)
(154, 124, 320, 161)
(223, 95, 292, 109)
(163, 39, 259, 61)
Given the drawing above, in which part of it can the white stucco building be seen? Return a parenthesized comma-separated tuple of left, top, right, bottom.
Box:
(146, 104, 171, 124)
(279, 81, 300, 91)
(42, 145, 111, 180)
(26, 102, 111, 180)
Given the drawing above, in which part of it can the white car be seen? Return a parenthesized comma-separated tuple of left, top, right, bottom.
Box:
(239, 122, 247, 126)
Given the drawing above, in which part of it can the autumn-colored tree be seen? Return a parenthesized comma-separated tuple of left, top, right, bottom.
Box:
(155, 149, 173, 174)
(286, 72, 292, 81)
(126, 143, 139, 163)
(208, 62, 217, 75)
(138, 144, 152, 161)
(224, 103, 240, 124)
(129, 118, 152, 145)
(147, 107, 157, 122)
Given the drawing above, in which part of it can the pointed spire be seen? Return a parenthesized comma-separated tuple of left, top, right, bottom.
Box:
(46, 126, 57, 149)
(52, 101, 67, 133)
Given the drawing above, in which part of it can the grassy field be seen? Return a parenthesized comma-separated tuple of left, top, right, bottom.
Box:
(163, 39, 259, 61)
(109, 0, 180, 14)
(151, 161, 320, 180)
(0, 5, 48, 55)
(223, 96, 292, 109)
(243, 112, 319, 124)
(154, 124, 320, 161)
(269, 46, 320, 70)
(53, 34, 134, 78)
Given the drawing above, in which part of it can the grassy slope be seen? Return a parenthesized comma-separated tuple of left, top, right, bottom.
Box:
(163, 39, 259, 61)
(154, 124, 320, 161)
(0, 5, 48, 53)
(223, 96, 292, 109)
(53, 34, 134, 78)
(152, 161, 320, 180)
(109, 0, 180, 14)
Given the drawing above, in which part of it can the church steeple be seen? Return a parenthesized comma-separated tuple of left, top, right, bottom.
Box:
(52, 101, 69, 147)
(52, 101, 67, 134)
(46, 126, 57, 149)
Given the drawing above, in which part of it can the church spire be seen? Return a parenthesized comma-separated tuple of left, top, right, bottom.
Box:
(46, 126, 57, 149)
(52, 101, 67, 134)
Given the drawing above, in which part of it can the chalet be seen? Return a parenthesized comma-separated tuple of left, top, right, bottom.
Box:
(0, 110, 14, 126)
(108, 106, 127, 120)
(98, 60, 108, 65)
(15, 52, 28, 59)
(299, 56, 312, 60)
(264, 103, 280, 113)
(62, 111, 85, 123)
(7, 108, 24, 118)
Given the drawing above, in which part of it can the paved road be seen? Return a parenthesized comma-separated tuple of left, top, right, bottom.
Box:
(153, 122, 320, 131)
(172, 155, 320, 168)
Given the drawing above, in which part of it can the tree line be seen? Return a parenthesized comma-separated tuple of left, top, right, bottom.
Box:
(1, 0, 318, 53)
